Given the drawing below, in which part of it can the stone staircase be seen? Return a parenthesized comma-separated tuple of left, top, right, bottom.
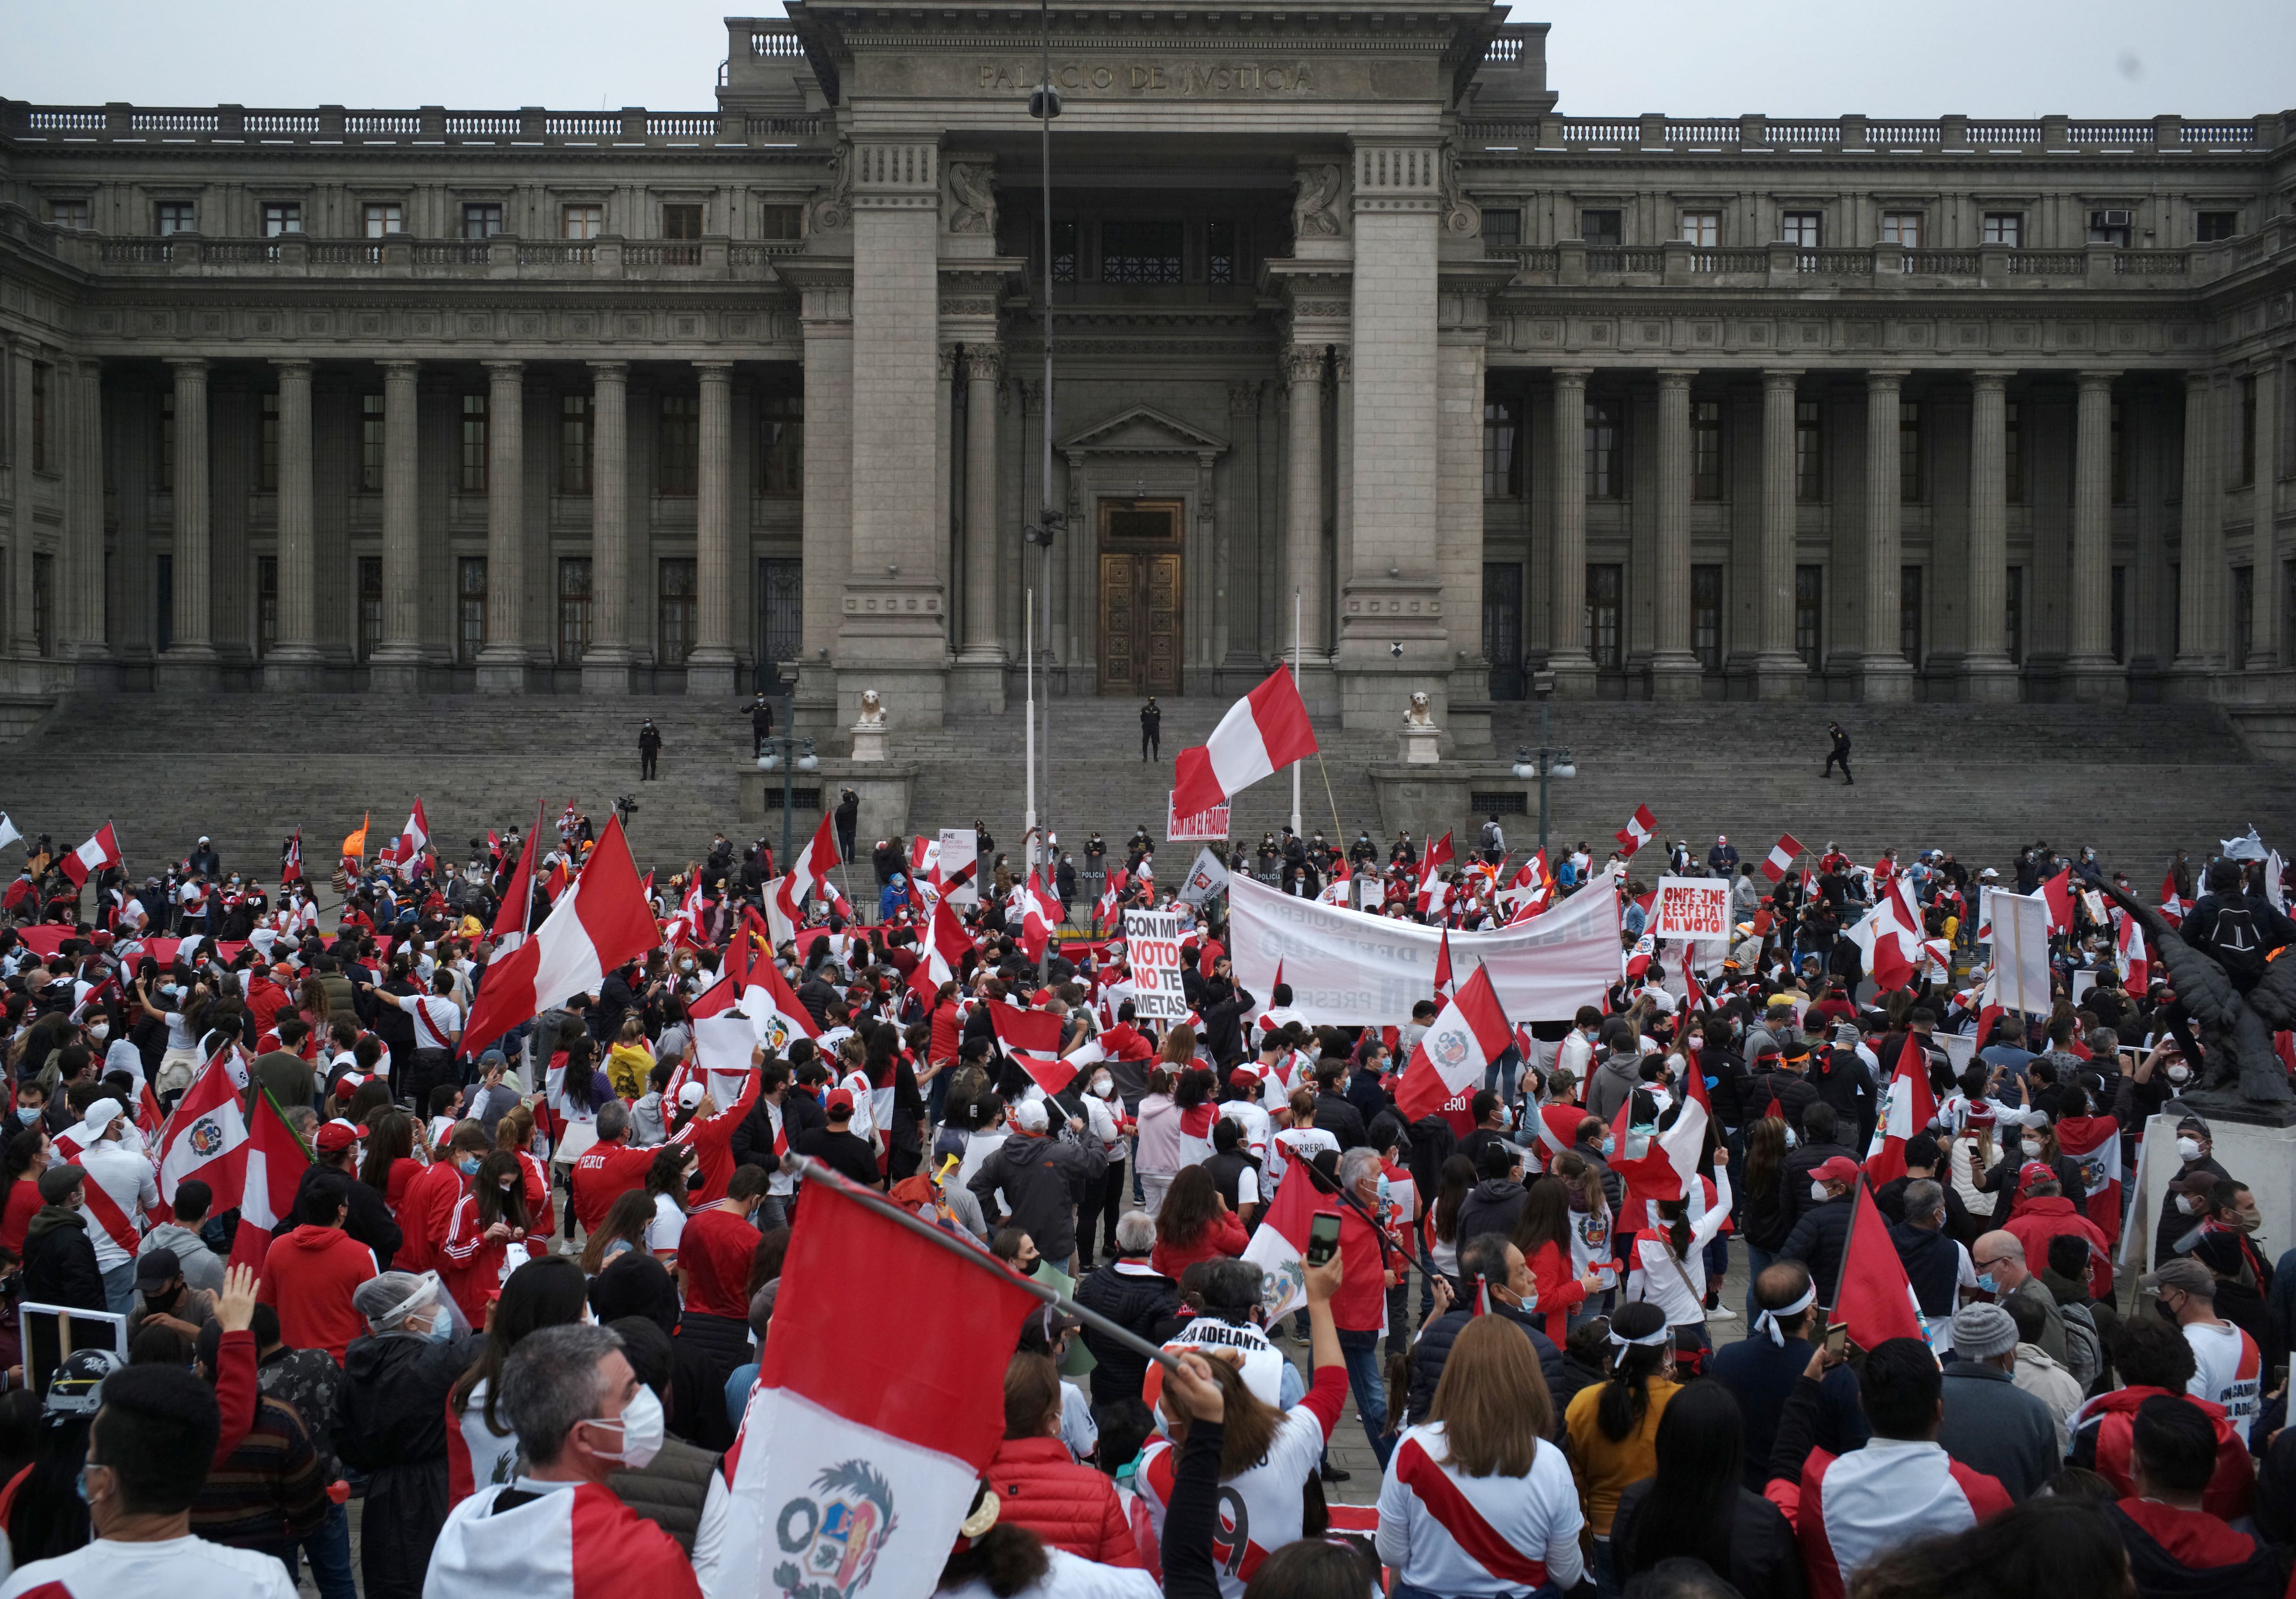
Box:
(0, 690, 2287, 891)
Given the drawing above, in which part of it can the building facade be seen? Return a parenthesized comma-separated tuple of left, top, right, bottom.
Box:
(1, 5, 2292, 749)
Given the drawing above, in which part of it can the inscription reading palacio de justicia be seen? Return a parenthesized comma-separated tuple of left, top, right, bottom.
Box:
(977, 60, 1321, 95)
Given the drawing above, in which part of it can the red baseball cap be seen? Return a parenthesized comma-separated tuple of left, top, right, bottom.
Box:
(2018, 1160, 2057, 1192)
(315, 1122, 359, 1156)
(1812, 1156, 1862, 1186)
(825, 1088, 855, 1113)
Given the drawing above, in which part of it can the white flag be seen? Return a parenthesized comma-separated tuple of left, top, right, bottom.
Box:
(0, 813, 19, 853)
(1178, 846, 1231, 907)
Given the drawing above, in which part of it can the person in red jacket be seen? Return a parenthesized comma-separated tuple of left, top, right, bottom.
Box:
(2003, 1161, 2110, 1301)
(439, 1150, 545, 1325)
(257, 1171, 380, 1363)
(984, 1349, 1144, 1567)
(1148, 1167, 1250, 1281)
(2068, 1314, 2255, 1520)
(667, 1060, 762, 1206)
(397, 1120, 487, 1276)
(570, 1100, 658, 1241)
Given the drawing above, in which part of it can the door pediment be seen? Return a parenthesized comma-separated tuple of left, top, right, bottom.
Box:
(1060, 405, 1229, 460)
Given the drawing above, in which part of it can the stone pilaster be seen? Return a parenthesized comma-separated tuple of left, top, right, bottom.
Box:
(2065, 370, 2125, 702)
(158, 357, 217, 690)
(2169, 370, 2226, 696)
(1750, 369, 1808, 698)
(687, 360, 738, 697)
(1960, 371, 2020, 700)
(1281, 344, 1330, 702)
(582, 361, 632, 695)
(475, 360, 527, 693)
(368, 359, 424, 692)
(264, 359, 323, 690)
(1858, 370, 1915, 701)
(64, 358, 113, 684)
(1649, 369, 1702, 698)
(1546, 367, 1597, 696)
(952, 345, 1006, 707)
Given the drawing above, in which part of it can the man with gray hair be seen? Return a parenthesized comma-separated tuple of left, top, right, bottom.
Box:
(571, 1098, 657, 1243)
(1073, 1211, 1179, 1406)
(1888, 1178, 1972, 1347)
(1937, 1301, 2060, 1501)
(1334, 1144, 1403, 1467)
(1971, 1229, 2070, 1367)
(424, 1324, 702, 1596)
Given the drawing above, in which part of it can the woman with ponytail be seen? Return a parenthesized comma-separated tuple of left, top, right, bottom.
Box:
(1562, 1301, 1680, 1594)
(1621, 1146, 1731, 1367)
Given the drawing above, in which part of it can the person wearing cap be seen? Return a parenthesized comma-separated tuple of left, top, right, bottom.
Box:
(1779, 1101, 1857, 1227)
(665, 1050, 761, 1207)
(1969, 1230, 2070, 1369)
(2152, 1115, 2230, 1268)
(256, 1171, 380, 1366)
(967, 1097, 1105, 1274)
(291, 1118, 404, 1271)
(129, 1245, 215, 1342)
(462, 1051, 522, 1141)
(1935, 1301, 2060, 1501)
(1777, 1155, 1860, 1310)
(67, 1099, 157, 1316)
(2143, 1256, 2265, 1432)
(2000, 1159, 2109, 1300)
(793, 1088, 882, 1189)
(338, 1270, 485, 1599)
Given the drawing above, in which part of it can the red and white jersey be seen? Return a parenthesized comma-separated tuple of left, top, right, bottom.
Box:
(0, 1531, 301, 1599)
(1266, 1126, 1337, 1190)
(1795, 1441, 2011, 1599)
(391, 992, 463, 1051)
(76, 1139, 156, 1271)
(445, 1379, 520, 1505)
(2185, 1320, 2263, 1427)
(1218, 1099, 1272, 1161)
(424, 1480, 703, 1599)
(1373, 1425, 1584, 1596)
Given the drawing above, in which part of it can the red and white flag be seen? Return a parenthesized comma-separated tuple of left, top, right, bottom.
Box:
(772, 814, 844, 929)
(665, 874, 708, 951)
(989, 1005, 1077, 1097)
(1171, 663, 1318, 817)
(1241, 1150, 1335, 1323)
(1394, 965, 1514, 1135)
(2117, 911, 2149, 993)
(1614, 804, 1656, 859)
(1019, 869, 1060, 965)
(2159, 870, 2185, 927)
(2038, 868, 2075, 933)
(907, 897, 975, 1009)
(461, 815, 658, 1056)
(1413, 832, 1455, 917)
(489, 806, 544, 958)
(719, 1178, 1040, 1599)
(1832, 1178, 1926, 1341)
(281, 830, 303, 884)
(1760, 832, 1804, 884)
(156, 1050, 248, 1201)
(1863, 1033, 1938, 1189)
(61, 823, 122, 886)
(2055, 1112, 2124, 1254)
(230, 1087, 311, 1273)
(1850, 873, 1925, 993)
(428, 1479, 703, 1599)
(1095, 866, 1129, 928)
(686, 926, 751, 1021)
(1432, 929, 1455, 1004)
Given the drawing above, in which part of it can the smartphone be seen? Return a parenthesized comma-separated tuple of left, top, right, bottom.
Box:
(1823, 1321, 1849, 1359)
(1306, 1211, 1342, 1268)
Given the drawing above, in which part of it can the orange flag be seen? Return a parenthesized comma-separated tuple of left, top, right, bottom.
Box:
(342, 813, 369, 859)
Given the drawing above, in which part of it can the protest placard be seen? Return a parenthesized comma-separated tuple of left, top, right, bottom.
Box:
(1651, 876, 1732, 941)
(1125, 909, 1191, 1020)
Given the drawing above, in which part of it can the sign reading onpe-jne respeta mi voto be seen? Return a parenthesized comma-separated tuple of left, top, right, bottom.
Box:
(1651, 876, 1732, 941)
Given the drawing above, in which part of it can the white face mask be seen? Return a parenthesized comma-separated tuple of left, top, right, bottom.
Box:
(1091, 1076, 1114, 1098)
(2021, 1139, 2043, 1159)
(2166, 1065, 2191, 1084)
(87, 1024, 107, 1042)
(2175, 1195, 2198, 1215)
(1810, 1179, 1832, 1203)
(2177, 1136, 2202, 1162)
(585, 1385, 665, 1470)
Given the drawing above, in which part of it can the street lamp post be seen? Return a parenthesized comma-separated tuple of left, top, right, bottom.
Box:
(1511, 671, 1576, 856)
(756, 673, 819, 873)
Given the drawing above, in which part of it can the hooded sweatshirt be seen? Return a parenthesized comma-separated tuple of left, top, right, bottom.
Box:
(1585, 1050, 1643, 1123)
(258, 1223, 381, 1363)
(1457, 1177, 1529, 1248)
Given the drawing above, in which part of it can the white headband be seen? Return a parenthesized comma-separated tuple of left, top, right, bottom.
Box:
(1754, 1284, 1818, 1347)
(1608, 1323, 1674, 1351)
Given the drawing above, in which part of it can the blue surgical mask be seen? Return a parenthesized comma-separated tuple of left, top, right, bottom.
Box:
(1375, 1174, 1391, 1210)
(16, 1108, 38, 1126)
(1975, 1272, 1999, 1295)
(456, 1156, 479, 1177)
(425, 1311, 454, 1343)
(1600, 1135, 1616, 1157)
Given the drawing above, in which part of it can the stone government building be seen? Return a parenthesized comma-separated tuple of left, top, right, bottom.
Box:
(1, 3, 2293, 757)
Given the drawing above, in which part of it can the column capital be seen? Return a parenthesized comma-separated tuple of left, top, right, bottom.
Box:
(1864, 368, 1912, 386)
(1655, 368, 1698, 388)
(2184, 368, 2215, 393)
(1283, 345, 1326, 386)
(588, 359, 630, 382)
(1550, 366, 1594, 384)
(1970, 369, 2018, 387)
(165, 356, 210, 376)
(1332, 345, 1353, 382)
(961, 346, 1003, 383)
(378, 358, 421, 377)
(2076, 368, 2122, 389)
(694, 359, 736, 380)
(1761, 368, 1806, 388)
(272, 358, 314, 379)
(482, 358, 525, 378)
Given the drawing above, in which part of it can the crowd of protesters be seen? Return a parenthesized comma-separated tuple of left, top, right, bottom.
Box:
(0, 807, 2287, 1599)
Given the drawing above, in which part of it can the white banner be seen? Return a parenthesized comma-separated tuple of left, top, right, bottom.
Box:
(1651, 876, 1731, 941)
(1166, 793, 1232, 843)
(1125, 909, 1191, 1020)
(1989, 888, 2052, 1014)
(1178, 847, 1231, 907)
(1228, 871, 1621, 1025)
(936, 827, 978, 907)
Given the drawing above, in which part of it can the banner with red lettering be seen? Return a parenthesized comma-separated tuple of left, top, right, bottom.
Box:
(1166, 792, 1232, 844)
(1651, 876, 1731, 941)
(1124, 908, 1191, 1021)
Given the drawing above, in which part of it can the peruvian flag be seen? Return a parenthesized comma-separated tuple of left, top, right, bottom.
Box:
(1394, 965, 1514, 1135)
(686, 926, 751, 1021)
(665, 875, 707, 951)
(2038, 868, 2075, 933)
(2055, 1114, 2124, 1254)
(60, 823, 122, 886)
(1095, 866, 1129, 928)
(382, 798, 431, 870)
(2160, 870, 2185, 927)
(773, 814, 844, 928)
(1433, 929, 1455, 1003)
(2117, 911, 2149, 993)
(1171, 663, 1319, 817)
(489, 807, 543, 957)
(1760, 832, 1804, 884)
(1019, 869, 1059, 964)
(719, 1178, 1041, 1599)
(1242, 1149, 1340, 1323)
(230, 1087, 312, 1272)
(990, 1005, 1076, 1096)
(908, 897, 974, 1009)
(1850, 873, 1924, 993)
(1413, 832, 1455, 916)
(157, 1050, 248, 1202)
(1831, 1177, 1926, 1342)
(1614, 804, 1656, 859)
(1863, 1033, 1938, 1189)
(740, 955, 824, 1055)
(461, 815, 658, 1056)
(281, 830, 303, 883)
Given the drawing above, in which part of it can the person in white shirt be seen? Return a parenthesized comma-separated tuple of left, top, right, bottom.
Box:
(0, 1362, 299, 1599)
(73, 1099, 159, 1316)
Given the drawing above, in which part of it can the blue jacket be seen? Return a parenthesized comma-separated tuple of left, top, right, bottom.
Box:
(1406, 1302, 1563, 1430)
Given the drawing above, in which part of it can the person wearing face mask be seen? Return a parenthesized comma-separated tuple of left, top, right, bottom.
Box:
(336, 1271, 483, 1599)
(1968, 1231, 2071, 1368)
(1778, 1156, 1859, 1312)
(395, 1122, 490, 1279)
(422, 1323, 700, 1598)
(436, 1152, 543, 1327)
(2152, 1115, 2230, 1272)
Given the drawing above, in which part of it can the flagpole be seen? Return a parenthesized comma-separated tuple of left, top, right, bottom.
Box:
(789, 1156, 1182, 1374)
(1290, 586, 1302, 838)
(1024, 589, 1037, 892)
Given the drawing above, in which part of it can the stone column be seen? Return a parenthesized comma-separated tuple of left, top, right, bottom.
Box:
(158, 357, 217, 690)
(2065, 370, 2124, 701)
(2169, 370, 2225, 695)
(1858, 370, 1914, 700)
(1282, 343, 1326, 676)
(785, 261, 853, 733)
(1649, 369, 1701, 697)
(63, 358, 113, 684)
(582, 361, 632, 695)
(368, 359, 424, 691)
(1547, 367, 1596, 695)
(1961, 371, 2020, 700)
(1751, 369, 1807, 697)
(958, 346, 1003, 666)
(687, 360, 738, 696)
(475, 360, 526, 693)
(4, 344, 34, 657)
(264, 359, 322, 689)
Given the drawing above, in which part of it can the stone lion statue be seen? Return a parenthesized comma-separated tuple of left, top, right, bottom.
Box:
(1404, 691, 1435, 728)
(856, 689, 886, 727)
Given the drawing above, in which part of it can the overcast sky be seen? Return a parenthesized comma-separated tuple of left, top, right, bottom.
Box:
(8, 0, 2291, 116)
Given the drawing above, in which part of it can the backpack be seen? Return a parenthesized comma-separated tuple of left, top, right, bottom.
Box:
(1480, 822, 1503, 850)
(2211, 904, 2267, 980)
(2056, 1298, 2104, 1390)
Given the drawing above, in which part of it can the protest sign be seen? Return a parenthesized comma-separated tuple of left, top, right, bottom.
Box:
(1651, 876, 1732, 941)
(1125, 909, 1191, 1020)
(936, 827, 978, 907)
(1167, 792, 1232, 843)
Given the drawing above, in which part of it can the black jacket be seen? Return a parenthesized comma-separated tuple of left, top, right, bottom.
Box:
(794, 1128, 879, 1188)
(1614, 1479, 1806, 1599)
(1808, 1049, 1878, 1149)
(290, 1162, 403, 1270)
(1406, 1303, 1562, 1431)
(1779, 1196, 1855, 1305)
(1891, 1220, 1963, 1318)
(1745, 1068, 1820, 1138)
(337, 1328, 485, 1599)
(1313, 1092, 1367, 1152)
(1073, 1260, 1181, 1406)
(1780, 1141, 1857, 1226)
(23, 1205, 104, 1313)
(1875, 1172, 1980, 1248)
(1456, 1178, 1528, 1247)
(967, 1129, 1106, 1264)
(1706, 1332, 1870, 1492)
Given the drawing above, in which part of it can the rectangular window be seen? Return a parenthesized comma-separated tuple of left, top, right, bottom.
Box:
(461, 203, 504, 240)
(1691, 563, 1723, 669)
(357, 556, 383, 661)
(1794, 564, 1823, 666)
(29, 365, 46, 473)
(2196, 210, 2239, 243)
(1579, 208, 1623, 247)
(1678, 209, 1720, 247)
(259, 392, 280, 493)
(2006, 566, 2025, 666)
(2238, 375, 2258, 487)
(758, 393, 803, 496)
(1585, 399, 1623, 499)
(32, 554, 53, 658)
(158, 391, 175, 492)
(1880, 212, 1923, 247)
(658, 395, 699, 495)
(658, 558, 698, 667)
(1795, 398, 1823, 502)
(557, 558, 594, 663)
(1981, 212, 2024, 247)
(457, 557, 487, 663)
(560, 394, 592, 494)
(1482, 208, 1522, 250)
(155, 202, 197, 236)
(2088, 208, 2133, 247)
(256, 555, 277, 659)
(1691, 400, 1723, 500)
(47, 198, 90, 231)
(1780, 211, 1822, 248)
(363, 202, 404, 238)
(661, 203, 703, 239)
(359, 393, 384, 493)
(1900, 564, 1923, 663)
(756, 556, 804, 691)
(1205, 219, 1237, 284)
(1049, 218, 1077, 283)
(1482, 397, 1522, 499)
(1100, 219, 1184, 285)
(1899, 400, 1923, 502)
(2113, 564, 2128, 665)
(2005, 400, 2024, 504)
(2233, 564, 2255, 668)
(561, 204, 605, 240)
(758, 204, 805, 240)
(459, 393, 487, 494)
(261, 202, 302, 237)
(1585, 564, 1623, 669)
(1482, 561, 1524, 699)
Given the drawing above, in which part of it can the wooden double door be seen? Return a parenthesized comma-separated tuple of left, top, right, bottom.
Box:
(1097, 499, 1182, 695)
